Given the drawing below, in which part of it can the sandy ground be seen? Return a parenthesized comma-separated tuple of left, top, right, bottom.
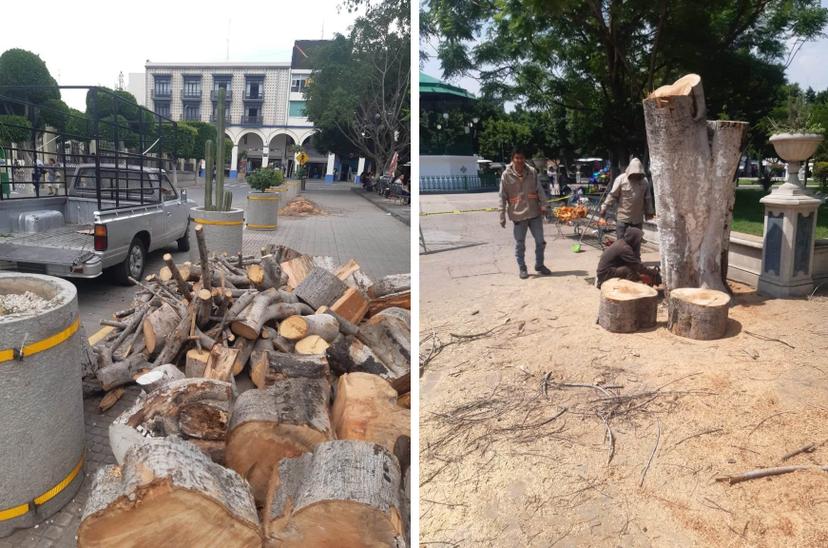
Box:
(419, 193, 828, 547)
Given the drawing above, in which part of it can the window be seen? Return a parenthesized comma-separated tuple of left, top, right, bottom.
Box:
(289, 101, 307, 117)
(183, 77, 201, 97)
(153, 76, 171, 96)
(245, 79, 263, 99)
(155, 102, 170, 118)
(213, 77, 231, 91)
(291, 77, 307, 93)
(160, 175, 177, 201)
(247, 107, 259, 117)
(183, 104, 200, 120)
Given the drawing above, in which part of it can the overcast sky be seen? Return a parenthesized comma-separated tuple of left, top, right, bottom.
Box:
(0, 0, 358, 110)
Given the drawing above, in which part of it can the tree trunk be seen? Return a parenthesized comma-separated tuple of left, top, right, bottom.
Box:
(225, 378, 333, 504)
(264, 440, 404, 547)
(332, 373, 410, 455)
(293, 267, 348, 310)
(643, 74, 748, 292)
(231, 336, 253, 376)
(668, 287, 730, 340)
(597, 278, 659, 333)
(250, 351, 329, 389)
(278, 314, 340, 342)
(142, 302, 180, 356)
(78, 438, 261, 548)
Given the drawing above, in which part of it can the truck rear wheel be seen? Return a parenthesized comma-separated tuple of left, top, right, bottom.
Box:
(113, 237, 146, 285)
(177, 229, 190, 252)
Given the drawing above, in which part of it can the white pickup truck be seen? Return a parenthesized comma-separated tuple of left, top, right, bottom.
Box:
(0, 163, 194, 284)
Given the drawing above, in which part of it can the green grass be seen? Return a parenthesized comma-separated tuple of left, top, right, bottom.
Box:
(732, 189, 828, 239)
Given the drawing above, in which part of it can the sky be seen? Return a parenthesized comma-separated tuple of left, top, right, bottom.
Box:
(0, 0, 359, 110)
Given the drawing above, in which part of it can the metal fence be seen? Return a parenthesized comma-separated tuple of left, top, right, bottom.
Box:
(420, 173, 499, 193)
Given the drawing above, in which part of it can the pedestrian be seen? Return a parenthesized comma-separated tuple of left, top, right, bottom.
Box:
(499, 147, 552, 279)
(599, 157, 654, 258)
(595, 227, 655, 288)
(32, 158, 44, 195)
(46, 158, 60, 196)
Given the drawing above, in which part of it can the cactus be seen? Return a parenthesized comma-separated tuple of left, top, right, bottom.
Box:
(203, 88, 232, 211)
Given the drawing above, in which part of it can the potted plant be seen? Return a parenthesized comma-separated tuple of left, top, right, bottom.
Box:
(245, 167, 284, 231)
(190, 89, 244, 257)
(768, 94, 825, 189)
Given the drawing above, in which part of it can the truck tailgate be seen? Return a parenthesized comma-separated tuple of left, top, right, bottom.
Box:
(0, 225, 101, 276)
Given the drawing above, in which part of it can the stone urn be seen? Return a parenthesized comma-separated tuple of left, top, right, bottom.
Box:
(768, 133, 824, 189)
(245, 191, 279, 231)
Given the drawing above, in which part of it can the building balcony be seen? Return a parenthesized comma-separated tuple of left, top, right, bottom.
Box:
(181, 91, 202, 101)
(182, 113, 202, 121)
(151, 89, 171, 99)
(211, 89, 233, 101)
(240, 115, 263, 126)
(210, 114, 232, 124)
(243, 92, 264, 102)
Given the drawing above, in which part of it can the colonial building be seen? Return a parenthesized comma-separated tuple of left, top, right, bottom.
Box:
(143, 40, 335, 179)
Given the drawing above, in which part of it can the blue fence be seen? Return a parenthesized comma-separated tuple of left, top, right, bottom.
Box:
(420, 174, 499, 193)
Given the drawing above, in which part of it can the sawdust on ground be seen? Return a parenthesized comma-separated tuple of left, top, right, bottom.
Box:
(421, 272, 828, 547)
(279, 196, 326, 217)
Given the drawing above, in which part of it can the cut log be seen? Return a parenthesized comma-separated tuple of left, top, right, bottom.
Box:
(293, 267, 348, 310)
(99, 388, 125, 413)
(294, 335, 330, 355)
(185, 348, 211, 377)
(247, 255, 284, 290)
(264, 440, 403, 546)
(668, 287, 730, 340)
(278, 314, 340, 342)
(333, 258, 360, 281)
(367, 273, 410, 299)
(194, 224, 212, 292)
(78, 438, 261, 548)
(163, 253, 192, 298)
(356, 308, 410, 380)
(142, 302, 180, 355)
(225, 378, 333, 504)
(152, 306, 194, 367)
(135, 363, 186, 393)
(330, 287, 369, 325)
(643, 74, 748, 292)
(331, 373, 410, 455)
(195, 288, 212, 328)
(280, 255, 315, 289)
(179, 400, 231, 441)
(97, 353, 153, 391)
(597, 278, 659, 333)
(204, 345, 239, 382)
(325, 336, 399, 380)
(367, 290, 411, 317)
(231, 336, 253, 376)
(250, 351, 329, 389)
(230, 290, 312, 340)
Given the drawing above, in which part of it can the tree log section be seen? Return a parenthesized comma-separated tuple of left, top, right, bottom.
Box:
(194, 224, 212, 292)
(330, 287, 369, 324)
(597, 278, 659, 333)
(265, 440, 403, 546)
(152, 305, 194, 367)
(162, 253, 192, 298)
(294, 335, 330, 355)
(78, 438, 261, 547)
(142, 302, 181, 355)
(325, 336, 398, 380)
(293, 267, 348, 310)
(643, 74, 748, 292)
(278, 314, 340, 342)
(367, 273, 410, 299)
(225, 379, 333, 504)
(331, 373, 410, 455)
(204, 345, 239, 382)
(97, 353, 153, 391)
(195, 288, 213, 329)
(250, 351, 329, 389)
(231, 296, 313, 340)
(185, 348, 211, 377)
(367, 290, 411, 317)
(668, 287, 730, 340)
(356, 308, 410, 380)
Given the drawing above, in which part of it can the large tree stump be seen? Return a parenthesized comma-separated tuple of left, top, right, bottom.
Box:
(78, 438, 261, 547)
(225, 378, 333, 504)
(293, 267, 348, 310)
(668, 288, 730, 340)
(264, 440, 404, 546)
(598, 278, 658, 333)
(643, 74, 748, 292)
(332, 373, 410, 455)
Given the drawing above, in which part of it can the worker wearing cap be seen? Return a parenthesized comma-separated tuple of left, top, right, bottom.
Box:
(599, 158, 654, 258)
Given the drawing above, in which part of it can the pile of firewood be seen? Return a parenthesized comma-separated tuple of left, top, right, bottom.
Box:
(78, 224, 411, 547)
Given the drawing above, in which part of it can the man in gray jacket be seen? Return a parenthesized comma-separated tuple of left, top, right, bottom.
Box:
(599, 158, 654, 257)
(499, 148, 551, 279)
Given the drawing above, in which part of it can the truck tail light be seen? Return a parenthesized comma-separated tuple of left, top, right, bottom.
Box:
(94, 224, 108, 251)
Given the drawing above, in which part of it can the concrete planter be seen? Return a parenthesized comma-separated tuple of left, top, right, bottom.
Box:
(189, 206, 244, 260)
(0, 273, 84, 537)
(246, 191, 279, 231)
(769, 133, 824, 162)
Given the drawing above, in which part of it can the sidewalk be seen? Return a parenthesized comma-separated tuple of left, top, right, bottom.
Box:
(351, 187, 411, 226)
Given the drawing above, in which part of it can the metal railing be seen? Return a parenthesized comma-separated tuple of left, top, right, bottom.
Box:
(181, 90, 202, 100)
(210, 89, 233, 101)
(210, 114, 231, 123)
(243, 92, 264, 101)
(240, 115, 263, 126)
(420, 175, 491, 193)
(151, 89, 171, 99)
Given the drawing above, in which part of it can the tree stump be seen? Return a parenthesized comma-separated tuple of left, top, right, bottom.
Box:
(264, 440, 404, 546)
(668, 287, 730, 340)
(598, 278, 659, 333)
(78, 438, 261, 547)
(225, 378, 333, 504)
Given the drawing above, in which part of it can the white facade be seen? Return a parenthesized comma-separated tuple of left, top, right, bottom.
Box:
(126, 72, 146, 106)
(144, 61, 321, 177)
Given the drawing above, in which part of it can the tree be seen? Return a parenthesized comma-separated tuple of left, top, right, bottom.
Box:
(0, 49, 59, 115)
(181, 121, 233, 163)
(158, 123, 196, 160)
(0, 115, 31, 144)
(423, 0, 828, 172)
(304, 0, 410, 172)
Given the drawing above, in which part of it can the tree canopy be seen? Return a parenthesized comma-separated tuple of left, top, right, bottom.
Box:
(423, 0, 828, 170)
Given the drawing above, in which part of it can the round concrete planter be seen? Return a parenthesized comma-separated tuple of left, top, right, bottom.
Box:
(769, 133, 824, 162)
(246, 191, 279, 231)
(190, 206, 244, 260)
(0, 273, 84, 538)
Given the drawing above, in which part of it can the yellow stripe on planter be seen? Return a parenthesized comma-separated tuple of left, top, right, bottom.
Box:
(0, 316, 79, 363)
(0, 456, 84, 521)
(248, 195, 280, 201)
(193, 218, 244, 226)
(246, 223, 277, 229)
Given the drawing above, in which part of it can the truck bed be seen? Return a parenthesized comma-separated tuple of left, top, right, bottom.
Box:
(0, 225, 100, 276)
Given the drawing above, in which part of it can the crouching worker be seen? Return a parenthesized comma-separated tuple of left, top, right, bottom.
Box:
(499, 147, 552, 279)
(596, 227, 649, 288)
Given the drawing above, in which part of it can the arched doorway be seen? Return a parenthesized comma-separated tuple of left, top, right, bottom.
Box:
(268, 133, 297, 177)
(237, 131, 264, 176)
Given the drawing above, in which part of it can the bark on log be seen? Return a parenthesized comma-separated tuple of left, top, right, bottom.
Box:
(196, 288, 213, 329)
(231, 297, 312, 340)
(668, 287, 730, 340)
(204, 344, 239, 382)
(185, 348, 211, 377)
(152, 305, 194, 367)
(294, 335, 330, 355)
(97, 353, 153, 391)
(643, 74, 748, 292)
(325, 335, 399, 380)
(163, 253, 192, 299)
(293, 267, 348, 310)
(78, 438, 261, 547)
(278, 314, 340, 342)
(250, 351, 329, 389)
(367, 290, 411, 317)
(225, 378, 333, 504)
(367, 273, 411, 299)
(194, 224, 212, 292)
(231, 336, 253, 376)
(331, 373, 411, 455)
(142, 302, 180, 355)
(356, 308, 410, 380)
(597, 278, 659, 333)
(264, 440, 403, 546)
(247, 255, 284, 290)
(330, 287, 369, 325)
